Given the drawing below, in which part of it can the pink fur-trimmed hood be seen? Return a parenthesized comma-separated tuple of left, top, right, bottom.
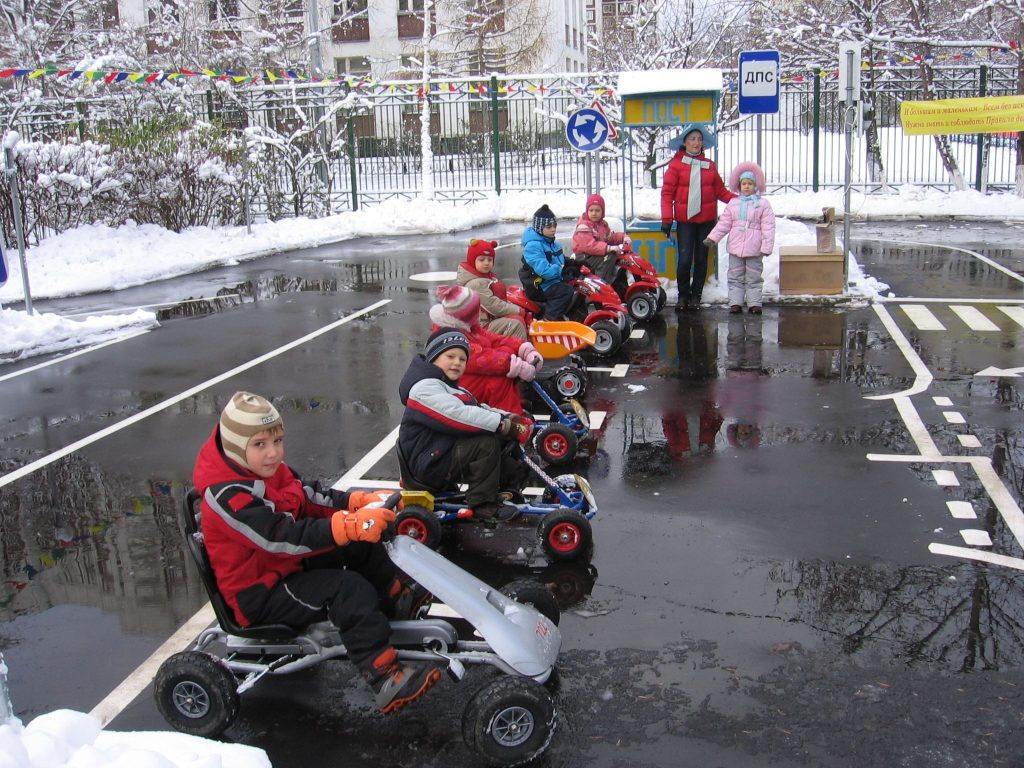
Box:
(727, 161, 766, 194)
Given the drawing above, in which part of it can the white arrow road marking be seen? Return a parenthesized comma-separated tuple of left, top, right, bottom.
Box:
(975, 365, 1024, 377)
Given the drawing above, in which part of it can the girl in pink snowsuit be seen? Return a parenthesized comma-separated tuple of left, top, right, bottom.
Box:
(704, 161, 776, 315)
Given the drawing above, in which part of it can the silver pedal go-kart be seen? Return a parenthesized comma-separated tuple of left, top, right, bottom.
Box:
(154, 490, 563, 766)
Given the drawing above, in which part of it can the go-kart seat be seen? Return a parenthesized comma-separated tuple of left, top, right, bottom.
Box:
(395, 443, 449, 496)
(182, 488, 301, 641)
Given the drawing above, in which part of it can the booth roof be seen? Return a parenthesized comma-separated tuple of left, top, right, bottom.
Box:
(617, 69, 724, 97)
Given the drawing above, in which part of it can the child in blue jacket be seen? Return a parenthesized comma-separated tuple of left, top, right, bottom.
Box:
(519, 204, 576, 320)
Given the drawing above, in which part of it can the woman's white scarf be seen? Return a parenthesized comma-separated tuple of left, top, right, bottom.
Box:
(681, 154, 710, 218)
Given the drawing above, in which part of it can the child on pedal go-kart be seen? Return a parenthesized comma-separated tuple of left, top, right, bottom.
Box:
(429, 284, 543, 415)
(456, 238, 529, 340)
(571, 193, 631, 286)
(192, 391, 439, 714)
(398, 328, 534, 522)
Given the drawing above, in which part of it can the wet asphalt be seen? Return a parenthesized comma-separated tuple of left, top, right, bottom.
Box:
(1, 221, 1023, 767)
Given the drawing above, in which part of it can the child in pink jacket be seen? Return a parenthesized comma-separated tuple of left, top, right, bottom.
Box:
(571, 193, 630, 284)
(704, 161, 775, 315)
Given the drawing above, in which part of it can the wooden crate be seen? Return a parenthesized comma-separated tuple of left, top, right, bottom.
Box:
(778, 246, 845, 295)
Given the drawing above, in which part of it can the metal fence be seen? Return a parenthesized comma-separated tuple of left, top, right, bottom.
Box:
(1, 64, 1016, 220)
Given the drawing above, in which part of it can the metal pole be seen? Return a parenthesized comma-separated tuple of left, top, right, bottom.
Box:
(975, 64, 988, 192)
(842, 49, 854, 294)
(594, 151, 601, 195)
(242, 136, 252, 235)
(490, 75, 501, 195)
(584, 154, 592, 197)
(5, 146, 31, 314)
(755, 113, 762, 167)
(812, 68, 821, 192)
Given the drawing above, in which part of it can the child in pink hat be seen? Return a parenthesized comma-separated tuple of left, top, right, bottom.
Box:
(428, 285, 543, 414)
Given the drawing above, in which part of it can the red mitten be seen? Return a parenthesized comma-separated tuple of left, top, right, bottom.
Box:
(509, 414, 534, 446)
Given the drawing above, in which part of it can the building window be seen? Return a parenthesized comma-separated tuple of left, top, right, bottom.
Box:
(208, 0, 238, 21)
(332, 0, 369, 40)
(398, 0, 424, 11)
(335, 56, 371, 77)
(147, 0, 180, 24)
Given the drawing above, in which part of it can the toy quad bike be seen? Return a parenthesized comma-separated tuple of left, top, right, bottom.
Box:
(569, 245, 666, 323)
(155, 490, 563, 767)
(509, 270, 631, 357)
(394, 444, 596, 560)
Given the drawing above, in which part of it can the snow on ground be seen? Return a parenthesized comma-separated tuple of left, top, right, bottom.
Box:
(1, 186, 1022, 365)
(0, 709, 270, 768)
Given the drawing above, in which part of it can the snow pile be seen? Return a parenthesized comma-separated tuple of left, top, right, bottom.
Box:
(0, 308, 157, 361)
(0, 709, 270, 768)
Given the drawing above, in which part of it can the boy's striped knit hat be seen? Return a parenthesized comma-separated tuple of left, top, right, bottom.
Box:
(532, 204, 556, 234)
(220, 391, 283, 469)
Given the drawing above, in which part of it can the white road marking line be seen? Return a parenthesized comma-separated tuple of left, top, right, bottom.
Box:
(0, 299, 390, 490)
(0, 330, 151, 383)
(998, 305, 1024, 328)
(902, 304, 945, 331)
(946, 501, 976, 518)
(960, 529, 993, 547)
(332, 426, 400, 491)
(932, 469, 959, 486)
(610, 363, 629, 377)
(867, 304, 934, 400)
(943, 411, 966, 424)
(949, 305, 1000, 331)
(932, 396, 953, 406)
(957, 434, 982, 448)
(629, 329, 645, 340)
(929, 543, 1024, 571)
(586, 366, 613, 373)
(89, 603, 216, 728)
(588, 410, 606, 430)
(875, 240, 1024, 285)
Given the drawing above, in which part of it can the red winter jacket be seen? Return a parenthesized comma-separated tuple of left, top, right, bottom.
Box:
(192, 426, 340, 626)
(428, 307, 526, 414)
(572, 193, 625, 256)
(660, 152, 735, 225)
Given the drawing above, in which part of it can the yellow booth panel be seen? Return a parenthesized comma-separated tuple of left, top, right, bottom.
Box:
(626, 227, 716, 284)
(622, 95, 716, 126)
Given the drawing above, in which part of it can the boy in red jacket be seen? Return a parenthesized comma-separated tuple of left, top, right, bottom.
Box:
(192, 391, 439, 714)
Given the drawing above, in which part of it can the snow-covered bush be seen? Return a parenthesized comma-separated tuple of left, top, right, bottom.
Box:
(105, 117, 245, 232)
(0, 135, 131, 244)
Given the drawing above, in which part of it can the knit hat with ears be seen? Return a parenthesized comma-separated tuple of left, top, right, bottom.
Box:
(219, 391, 283, 469)
(424, 327, 471, 363)
(434, 284, 481, 324)
(532, 204, 557, 234)
(585, 193, 606, 214)
(727, 161, 767, 194)
(467, 239, 498, 263)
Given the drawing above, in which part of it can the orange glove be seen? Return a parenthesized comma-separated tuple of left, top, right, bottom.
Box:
(331, 507, 397, 545)
(508, 414, 534, 446)
(346, 490, 401, 512)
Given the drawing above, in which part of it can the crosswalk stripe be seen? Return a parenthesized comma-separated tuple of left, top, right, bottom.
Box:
(998, 306, 1024, 328)
(901, 304, 945, 331)
(949, 305, 1000, 331)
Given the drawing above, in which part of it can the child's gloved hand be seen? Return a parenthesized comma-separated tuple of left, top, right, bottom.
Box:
(561, 261, 582, 280)
(506, 355, 536, 382)
(758, 252, 770, 258)
(702, 238, 714, 248)
(346, 490, 400, 512)
(623, 236, 632, 250)
(607, 245, 622, 255)
(509, 414, 534, 446)
(518, 342, 543, 371)
(331, 507, 397, 545)
(661, 223, 673, 239)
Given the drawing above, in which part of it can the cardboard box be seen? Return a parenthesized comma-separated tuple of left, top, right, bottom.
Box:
(778, 246, 845, 295)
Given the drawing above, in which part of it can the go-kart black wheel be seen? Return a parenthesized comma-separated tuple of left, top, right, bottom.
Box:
(553, 367, 586, 399)
(395, 505, 443, 550)
(656, 286, 668, 312)
(534, 423, 577, 466)
(500, 579, 560, 626)
(589, 320, 622, 356)
(627, 291, 658, 322)
(539, 509, 593, 562)
(154, 651, 239, 738)
(461, 676, 556, 767)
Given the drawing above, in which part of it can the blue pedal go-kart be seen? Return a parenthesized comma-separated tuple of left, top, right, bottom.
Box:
(528, 381, 590, 466)
(155, 490, 563, 766)
(394, 444, 596, 561)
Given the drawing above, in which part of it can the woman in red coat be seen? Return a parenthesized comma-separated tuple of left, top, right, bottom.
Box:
(660, 124, 735, 312)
